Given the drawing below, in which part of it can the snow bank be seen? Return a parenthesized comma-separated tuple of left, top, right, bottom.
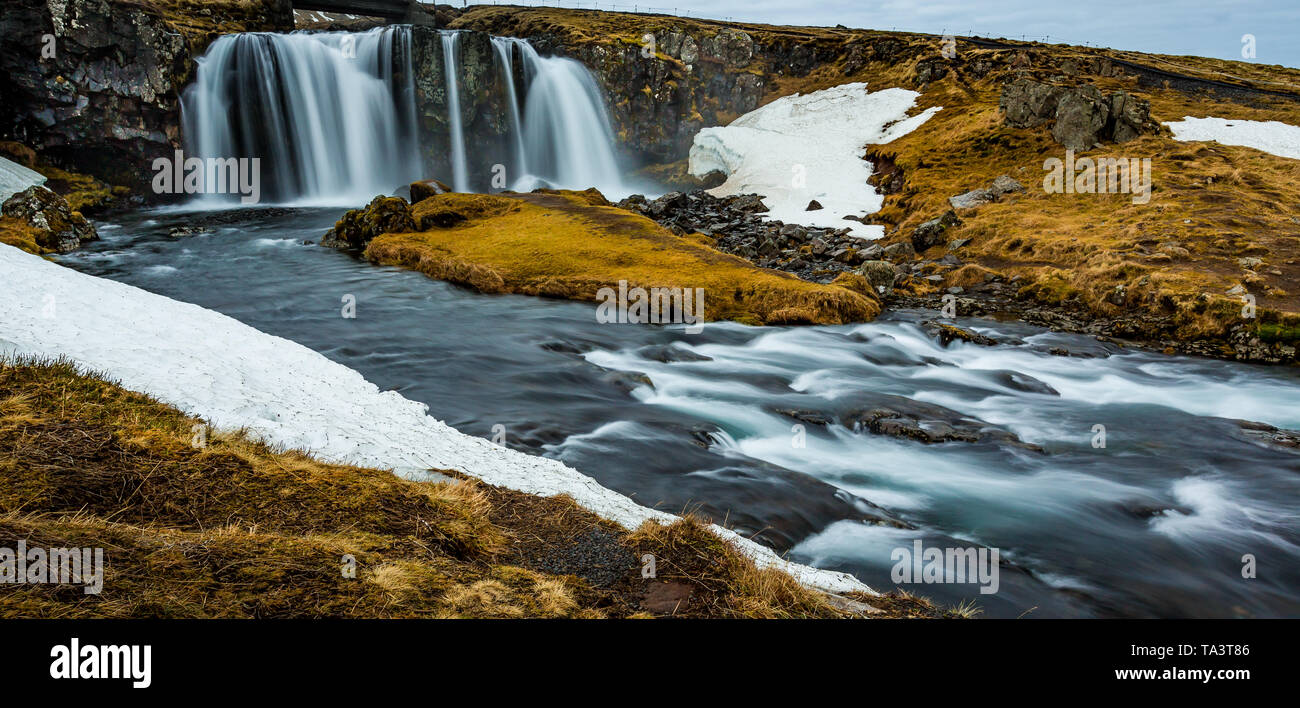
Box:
(688, 83, 940, 239)
(1164, 116, 1300, 160)
(0, 156, 46, 202)
(0, 244, 871, 595)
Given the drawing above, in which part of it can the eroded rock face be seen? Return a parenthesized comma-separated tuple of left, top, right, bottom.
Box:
(411, 27, 514, 189)
(0, 0, 291, 193)
(457, 19, 875, 165)
(999, 77, 1157, 150)
(2, 184, 97, 252)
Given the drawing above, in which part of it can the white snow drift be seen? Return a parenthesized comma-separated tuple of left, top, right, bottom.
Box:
(1164, 116, 1300, 160)
(688, 83, 940, 239)
(0, 156, 46, 202)
(0, 244, 871, 595)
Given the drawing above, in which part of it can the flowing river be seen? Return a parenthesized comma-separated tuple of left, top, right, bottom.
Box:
(56, 207, 1300, 618)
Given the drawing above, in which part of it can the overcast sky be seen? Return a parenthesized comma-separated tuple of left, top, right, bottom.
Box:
(468, 1, 1300, 68)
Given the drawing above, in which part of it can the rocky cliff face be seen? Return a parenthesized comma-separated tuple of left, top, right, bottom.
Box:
(0, 0, 291, 193)
(410, 27, 513, 188)
(450, 8, 947, 167)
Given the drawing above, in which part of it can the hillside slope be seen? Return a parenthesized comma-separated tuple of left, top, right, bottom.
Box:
(454, 6, 1300, 363)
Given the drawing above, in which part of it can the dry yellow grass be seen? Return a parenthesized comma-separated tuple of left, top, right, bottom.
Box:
(0, 216, 45, 254)
(1, 357, 950, 618)
(365, 190, 880, 325)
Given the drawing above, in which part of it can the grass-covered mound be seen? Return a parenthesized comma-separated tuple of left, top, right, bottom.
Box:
(0, 358, 953, 618)
(363, 190, 880, 326)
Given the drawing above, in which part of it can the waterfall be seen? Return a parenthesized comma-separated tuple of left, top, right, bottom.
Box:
(491, 39, 628, 197)
(181, 26, 421, 206)
(490, 36, 528, 178)
(182, 27, 631, 204)
(440, 30, 471, 193)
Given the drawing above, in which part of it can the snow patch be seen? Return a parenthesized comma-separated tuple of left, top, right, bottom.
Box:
(688, 83, 940, 239)
(0, 156, 46, 202)
(1164, 116, 1300, 160)
(0, 244, 872, 595)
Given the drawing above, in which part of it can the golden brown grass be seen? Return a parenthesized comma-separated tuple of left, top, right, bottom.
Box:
(0, 357, 950, 618)
(365, 190, 880, 325)
(0, 216, 45, 254)
(452, 6, 1300, 346)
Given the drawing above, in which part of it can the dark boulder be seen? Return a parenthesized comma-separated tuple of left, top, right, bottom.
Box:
(911, 210, 962, 252)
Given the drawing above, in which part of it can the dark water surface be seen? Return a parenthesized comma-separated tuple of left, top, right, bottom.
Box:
(59, 207, 1300, 618)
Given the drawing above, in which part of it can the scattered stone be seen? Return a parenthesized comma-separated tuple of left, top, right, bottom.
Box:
(805, 199, 824, 211)
(882, 241, 916, 261)
(948, 187, 995, 210)
(858, 260, 898, 291)
(617, 189, 870, 283)
(911, 210, 962, 252)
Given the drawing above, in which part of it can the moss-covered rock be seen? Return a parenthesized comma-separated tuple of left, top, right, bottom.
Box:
(1, 185, 97, 253)
(320, 195, 415, 249)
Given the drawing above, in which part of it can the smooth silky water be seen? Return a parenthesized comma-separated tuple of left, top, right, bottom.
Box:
(59, 208, 1300, 618)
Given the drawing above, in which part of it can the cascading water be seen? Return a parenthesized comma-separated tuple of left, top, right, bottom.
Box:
(181, 27, 421, 206)
(490, 37, 528, 178)
(184, 26, 632, 203)
(440, 30, 471, 193)
(488, 37, 628, 196)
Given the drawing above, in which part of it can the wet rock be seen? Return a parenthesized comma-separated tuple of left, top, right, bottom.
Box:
(923, 321, 998, 347)
(320, 195, 414, 249)
(408, 178, 452, 204)
(635, 344, 714, 363)
(1, 184, 97, 252)
(773, 408, 834, 426)
(835, 394, 1040, 450)
(167, 225, 212, 238)
(1234, 419, 1300, 450)
(990, 371, 1060, 396)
